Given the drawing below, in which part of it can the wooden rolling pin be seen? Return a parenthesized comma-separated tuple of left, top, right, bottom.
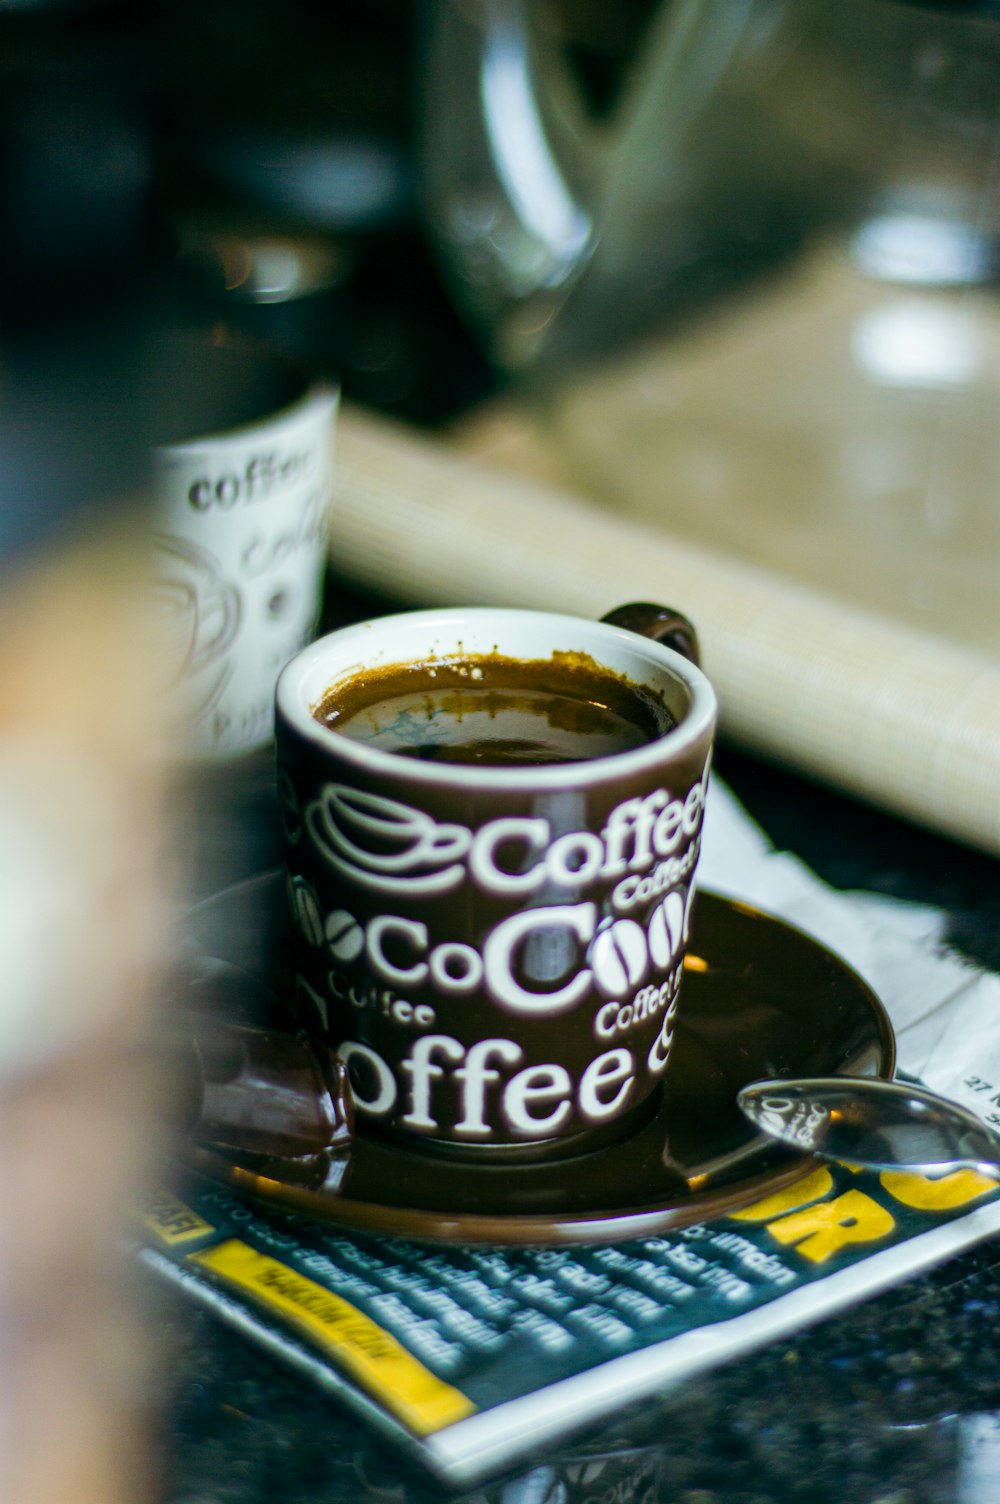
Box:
(329, 403, 1000, 857)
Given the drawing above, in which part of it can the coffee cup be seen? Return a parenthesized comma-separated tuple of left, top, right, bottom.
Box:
(274, 603, 716, 1161)
(152, 331, 338, 760)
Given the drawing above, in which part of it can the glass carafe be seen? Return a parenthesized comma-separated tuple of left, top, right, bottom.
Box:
(420, 0, 1000, 655)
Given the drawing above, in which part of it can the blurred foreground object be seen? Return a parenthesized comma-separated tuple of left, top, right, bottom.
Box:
(0, 5, 168, 1500)
(421, 0, 1000, 658)
(0, 526, 167, 1504)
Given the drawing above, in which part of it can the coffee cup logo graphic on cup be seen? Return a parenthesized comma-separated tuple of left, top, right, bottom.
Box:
(275, 604, 717, 1161)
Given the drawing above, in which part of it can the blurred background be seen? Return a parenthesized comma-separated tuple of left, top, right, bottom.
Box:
(6, 1, 1000, 1500)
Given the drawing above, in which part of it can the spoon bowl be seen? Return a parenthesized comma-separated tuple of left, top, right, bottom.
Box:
(737, 1076, 1000, 1179)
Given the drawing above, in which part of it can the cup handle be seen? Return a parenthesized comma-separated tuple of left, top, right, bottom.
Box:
(601, 602, 701, 667)
(188, 1011, 355, 1161)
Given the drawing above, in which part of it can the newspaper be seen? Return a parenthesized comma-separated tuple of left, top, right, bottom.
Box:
(139, 781, 1000, 1488)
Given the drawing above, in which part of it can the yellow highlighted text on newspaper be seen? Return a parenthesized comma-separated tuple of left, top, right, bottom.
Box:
(189, 1238, 476, 1435)
(140, 1187, 216, 1247)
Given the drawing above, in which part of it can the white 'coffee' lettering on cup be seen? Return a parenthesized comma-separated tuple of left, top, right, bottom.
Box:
(305, 774, 708, 900)
(297, 763, 710, 1140)
(336, 1028, 644, 1136)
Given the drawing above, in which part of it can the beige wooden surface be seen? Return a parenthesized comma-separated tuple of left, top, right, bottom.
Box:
(451, 244, 1000, 663)
(330, 403, 1000, 857)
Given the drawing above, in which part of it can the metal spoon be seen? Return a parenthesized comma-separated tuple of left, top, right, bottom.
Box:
(737, 1076, 1000, 1178)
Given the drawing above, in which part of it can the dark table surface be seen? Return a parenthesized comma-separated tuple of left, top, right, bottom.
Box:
(153, 597, 1000, 1504)
(147, 15, 1000, 1477)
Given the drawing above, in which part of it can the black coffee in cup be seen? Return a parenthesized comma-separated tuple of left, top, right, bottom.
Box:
(313, 654, 676, 766)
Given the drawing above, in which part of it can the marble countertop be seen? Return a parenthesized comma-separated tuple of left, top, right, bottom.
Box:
(153, 718, 1000, 1504)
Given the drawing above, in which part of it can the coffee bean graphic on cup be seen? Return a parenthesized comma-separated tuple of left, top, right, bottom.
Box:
(275, 605, 716, 1161)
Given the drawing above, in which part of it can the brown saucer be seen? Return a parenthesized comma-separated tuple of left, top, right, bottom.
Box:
(182, 875, 895, 1246)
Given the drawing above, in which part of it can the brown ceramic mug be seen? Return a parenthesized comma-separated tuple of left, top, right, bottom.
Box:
(274, 604, 717, 1161)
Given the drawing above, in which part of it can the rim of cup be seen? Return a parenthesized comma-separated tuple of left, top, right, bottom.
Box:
(276, 607, 717, 791)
